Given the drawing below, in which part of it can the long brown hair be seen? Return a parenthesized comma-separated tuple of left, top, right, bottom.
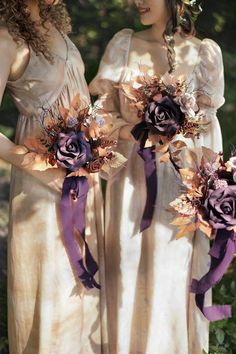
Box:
(0, 0, 71, 62)
(164, 0, 202, 72)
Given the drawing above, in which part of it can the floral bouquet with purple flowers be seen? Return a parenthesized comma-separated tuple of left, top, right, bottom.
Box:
(118, 68, 207, 232)
(169, 147, 236, 321)
(119, 68, 206, 151)
(21, 94, 126, 290)
(38, 94, 124, 175)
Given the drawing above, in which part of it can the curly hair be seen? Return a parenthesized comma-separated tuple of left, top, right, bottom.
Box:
(0, 0, 71, 62)
(163, 0, 202, 73)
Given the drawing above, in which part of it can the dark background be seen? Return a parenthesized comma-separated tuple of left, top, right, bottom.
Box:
(0, 1, 236, 353)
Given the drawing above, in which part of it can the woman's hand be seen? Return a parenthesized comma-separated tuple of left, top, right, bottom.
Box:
(0, 134, 66, 194)
(15, 147, 66, 194)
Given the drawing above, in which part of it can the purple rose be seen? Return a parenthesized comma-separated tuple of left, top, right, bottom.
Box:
(54, 131, 92, 171)
(144, 96, 184, 139)
(204, 186, 236, 230)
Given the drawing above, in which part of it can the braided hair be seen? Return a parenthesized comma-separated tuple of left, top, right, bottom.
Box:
(163, 0, 202, 73)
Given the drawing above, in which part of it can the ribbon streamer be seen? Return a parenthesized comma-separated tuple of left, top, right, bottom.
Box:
(138, 146, 157, 232)
(191, 229, 236, 321)
(60, 176, 100, 289)
(131, 121, 148, 145)
(131, 123, 158, 232)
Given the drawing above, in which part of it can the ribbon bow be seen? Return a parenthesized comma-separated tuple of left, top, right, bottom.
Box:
(131, 122, 158, 232)
(191, 229, 236, 321)
(60, 176, 100, 289)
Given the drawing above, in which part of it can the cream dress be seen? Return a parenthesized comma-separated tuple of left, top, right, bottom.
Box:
(6, 34, 107, 354)
(89, 29, 225, 354)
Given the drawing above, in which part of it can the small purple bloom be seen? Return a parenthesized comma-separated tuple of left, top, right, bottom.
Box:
(54, 131, 92, 171)
(204, 186, 236, 230)
(144, 96, 184, 139)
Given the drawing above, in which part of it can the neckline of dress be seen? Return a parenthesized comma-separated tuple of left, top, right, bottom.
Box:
(124, 29, 203, 82)
(7, 31, 69, 85)
(127, 29, 175, 80)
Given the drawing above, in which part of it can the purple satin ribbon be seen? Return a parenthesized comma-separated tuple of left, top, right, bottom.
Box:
(191, 229, 236, 321)
(60, 176, 100, 289)
(138, 146, 157, 232)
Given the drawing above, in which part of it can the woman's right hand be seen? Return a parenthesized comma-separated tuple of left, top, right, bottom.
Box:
(14, 146, 66, 194)
(0, 133, 66, 194)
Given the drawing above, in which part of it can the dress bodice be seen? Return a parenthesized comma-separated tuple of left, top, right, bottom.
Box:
(90, 28, 225, 128)
(7, 35, 90, 118)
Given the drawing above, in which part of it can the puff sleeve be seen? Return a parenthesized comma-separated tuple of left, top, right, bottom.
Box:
(194, 39, 225, 151)
(89, 29, 133, 140)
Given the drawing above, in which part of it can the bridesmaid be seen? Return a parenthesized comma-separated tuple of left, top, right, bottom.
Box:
(0, 0, 107, 353)
(90, 0, 224, 353)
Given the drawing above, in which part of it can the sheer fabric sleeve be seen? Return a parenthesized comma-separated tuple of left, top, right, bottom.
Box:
(194, 38, 225, 151)
(89, 29, 133, 140)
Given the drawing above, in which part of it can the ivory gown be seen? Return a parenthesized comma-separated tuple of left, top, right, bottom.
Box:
(89, 29, 225, 354)
(6, 34, 107, 354)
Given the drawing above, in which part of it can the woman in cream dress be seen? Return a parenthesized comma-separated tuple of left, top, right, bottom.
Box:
(0, 1, 107, 353)
(90, 0, 225, 353)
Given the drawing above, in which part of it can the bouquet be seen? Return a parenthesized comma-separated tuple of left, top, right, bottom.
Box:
(120, 71, 205, 147)
(39, 94, 124, 176)
(119, 68, 207, 232)
(169, 147, 236, 321)
(20, 94, 126, 289)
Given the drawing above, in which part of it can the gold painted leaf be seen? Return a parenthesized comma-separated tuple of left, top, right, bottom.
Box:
(188, 189, 203, 198)
(171, 216, 193, 226)
(197, 214, 214, 239)
(134, 101, 145, 111)
(199, 221, 213, 239)
(68, 107, 77, 119)
(159, 152, 170, 163)
(175, 222, 199, 239)
(172, 140, 187, 149)
(155, 143, 169, 153)
(67, 167, 90, 178)
(171, 149, 182, 157)
(202, 146, 219, 163)
(59, 106, 69, 121)
(88, 120, 100, 139)
(78, 107, 90, 118)
(119, 84, 139, 102)
(71, 94, 81, 110)
(179, 168, 196, 186)
(43, 113, 55, 128)
(144, 139, 154, 148)
(184, 149, 198, 167)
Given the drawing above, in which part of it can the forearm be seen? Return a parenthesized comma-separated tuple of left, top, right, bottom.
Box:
(0, 132, 24, 167)
(0, 132, 64, 193)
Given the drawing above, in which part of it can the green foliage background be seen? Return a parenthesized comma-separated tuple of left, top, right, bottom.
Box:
(0, 1, 236, 353)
